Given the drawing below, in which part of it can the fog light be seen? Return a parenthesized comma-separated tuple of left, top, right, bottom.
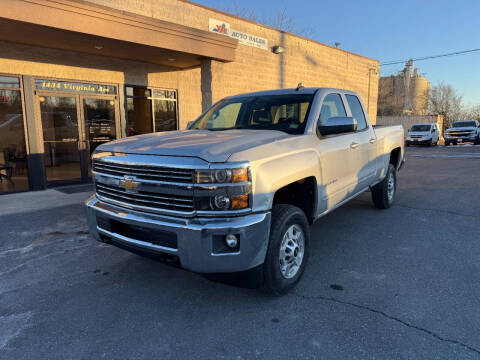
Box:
(212, 195, 230, 210)
(225, 234, 238, 248)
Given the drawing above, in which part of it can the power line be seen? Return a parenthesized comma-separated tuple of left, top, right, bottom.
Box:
(380, 48, 480, 66)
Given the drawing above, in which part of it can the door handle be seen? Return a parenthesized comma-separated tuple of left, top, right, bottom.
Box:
(369, 138, 376, 143)
(350, 142, 359, 149)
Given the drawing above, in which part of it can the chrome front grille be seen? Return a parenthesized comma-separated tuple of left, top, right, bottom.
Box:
(93, 158, 195, 216)
(446, 131, 474, 138)
(95, 183, 195, 213)
(92, 160, 194, 183)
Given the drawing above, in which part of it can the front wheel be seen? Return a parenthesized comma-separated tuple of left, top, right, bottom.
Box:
(475, 136, 480, 145)
(264, 205, 310, 295)
(371, 164, 397, 209)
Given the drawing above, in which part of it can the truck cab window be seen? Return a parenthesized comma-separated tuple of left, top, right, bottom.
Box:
(345, 95, 367, 131)
(319, 93, 346, 126)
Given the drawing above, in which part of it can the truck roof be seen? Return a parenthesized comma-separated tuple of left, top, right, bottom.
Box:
(227, 87, 359, 99)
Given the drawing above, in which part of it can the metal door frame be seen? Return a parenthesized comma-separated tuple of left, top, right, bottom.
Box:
(35, 90, 120, 184)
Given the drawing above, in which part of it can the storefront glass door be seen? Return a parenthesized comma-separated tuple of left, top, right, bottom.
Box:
(0, 75, 29, 194)
(83, 97, 117, 175)
(40, 95, 82, 183)
(39, 94, 118, 184)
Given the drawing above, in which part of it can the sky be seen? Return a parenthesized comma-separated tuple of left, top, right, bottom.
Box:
(193, 0, 480, 106)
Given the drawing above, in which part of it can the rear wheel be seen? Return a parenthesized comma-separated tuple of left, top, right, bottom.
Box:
(371, 164, 396, 209)
(263, 205, 310, 295)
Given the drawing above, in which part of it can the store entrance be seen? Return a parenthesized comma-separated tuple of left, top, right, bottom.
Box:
(38, 92, 118, 185)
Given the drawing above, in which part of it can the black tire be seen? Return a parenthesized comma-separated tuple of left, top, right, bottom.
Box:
(263, 205, 310, 295)
(475, 136, 480, 145)
(371, 164, 397, 209)
(445, 141, 449, 146)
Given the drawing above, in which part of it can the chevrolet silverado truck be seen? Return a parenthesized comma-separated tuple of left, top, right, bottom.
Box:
(444, 120, 480, 145)
(86, 87, 404, 294)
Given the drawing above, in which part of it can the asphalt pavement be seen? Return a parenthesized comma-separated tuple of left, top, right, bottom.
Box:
(1, 144, 479, 359)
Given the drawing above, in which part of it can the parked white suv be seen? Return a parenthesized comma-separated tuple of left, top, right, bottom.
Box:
(406, 123, 439, 146)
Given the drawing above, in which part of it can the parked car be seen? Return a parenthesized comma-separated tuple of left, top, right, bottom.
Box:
(86, 87, 405, 294)
(406, 123, 439, 146)
(444, 120, 480, 145)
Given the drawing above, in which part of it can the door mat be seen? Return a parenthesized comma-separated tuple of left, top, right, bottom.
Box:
(55, 184, 94, 194)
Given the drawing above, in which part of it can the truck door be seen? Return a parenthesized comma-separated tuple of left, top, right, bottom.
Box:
(344, 94, 377, 193)
(315, 93, 358, 213)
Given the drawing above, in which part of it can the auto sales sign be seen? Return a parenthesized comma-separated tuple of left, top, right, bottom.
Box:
(209, 18, 268, 50)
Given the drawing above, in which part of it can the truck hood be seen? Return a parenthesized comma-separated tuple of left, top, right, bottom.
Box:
(98, 130, 291, 163)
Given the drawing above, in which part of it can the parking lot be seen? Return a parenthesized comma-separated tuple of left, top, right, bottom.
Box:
(1, 145, 479, 359)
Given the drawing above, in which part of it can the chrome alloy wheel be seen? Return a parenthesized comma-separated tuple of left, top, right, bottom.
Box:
(387, 172, 395, 203)
(279, 224, 305, 279)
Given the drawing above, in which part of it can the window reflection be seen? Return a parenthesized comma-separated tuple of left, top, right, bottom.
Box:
(154, 99, 177, 132)
(0, 88, 28, 193)
(40, 96, 81, 182)
(126, 86, 178, 135)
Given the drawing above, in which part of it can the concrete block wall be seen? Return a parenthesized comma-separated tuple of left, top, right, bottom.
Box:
(89, 0, 379, 124)
(377, 114, 445, 136)
(1, 0, 379, 132)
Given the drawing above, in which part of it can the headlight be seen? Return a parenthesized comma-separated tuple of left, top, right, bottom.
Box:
(196, 168, 249, 184)
(195, 166, 251, 211)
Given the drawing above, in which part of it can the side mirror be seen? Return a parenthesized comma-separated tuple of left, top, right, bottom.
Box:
(318, 116, 357, 136)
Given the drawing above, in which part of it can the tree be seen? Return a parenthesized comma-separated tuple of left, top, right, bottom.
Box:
(219, 1, 313, 37)
(462, 104, 480, 121)
(429, 83, 463, 128)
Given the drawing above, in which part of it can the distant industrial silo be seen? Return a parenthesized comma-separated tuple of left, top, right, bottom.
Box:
(378, 60, 430, 116)
(412, 69, 430, 115)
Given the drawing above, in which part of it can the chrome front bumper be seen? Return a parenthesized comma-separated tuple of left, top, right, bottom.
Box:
(86, 195, 271, 273)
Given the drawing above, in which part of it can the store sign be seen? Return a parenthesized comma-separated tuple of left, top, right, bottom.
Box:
(35, 80, 117, 95)
(209, 18, 268, 50)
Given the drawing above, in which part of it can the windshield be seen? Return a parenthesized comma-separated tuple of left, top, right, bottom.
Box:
(410, 125, 431, 132)
(453, 121, 476, 128)
(189, 94, 314, 135)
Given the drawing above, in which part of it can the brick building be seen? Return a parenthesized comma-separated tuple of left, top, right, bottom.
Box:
(0, 0, 379, 193)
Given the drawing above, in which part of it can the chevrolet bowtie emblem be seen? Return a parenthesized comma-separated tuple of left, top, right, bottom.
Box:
(119, 176, 140, 192)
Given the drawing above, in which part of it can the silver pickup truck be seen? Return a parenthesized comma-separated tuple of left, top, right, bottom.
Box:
(86, 87, 404, 294)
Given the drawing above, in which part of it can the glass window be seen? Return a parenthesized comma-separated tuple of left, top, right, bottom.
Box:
(411, 125, 431, 132)
(153, 89, 176, 99)
(202, 102, 242, 130)
(0, 76, 20, 88)
(126, 86, 178, 135)
(126, 97, 152, 136)
(190, 94, 314, 135)
(319, 93, 346, 127)
(40, 96, 81, 182)
(453, 121, 476, 128)
(346, 95, 367, 131)
(154, 99, 177, 132)
(0, 89, 28, 193)
(83, 98, 116, 154)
